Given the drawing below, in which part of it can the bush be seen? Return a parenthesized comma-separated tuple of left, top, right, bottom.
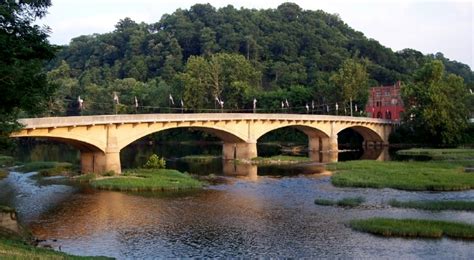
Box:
(144, 154, 166, 169)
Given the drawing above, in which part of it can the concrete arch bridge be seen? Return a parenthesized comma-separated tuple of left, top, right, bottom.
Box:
(11, 114, 392, 174)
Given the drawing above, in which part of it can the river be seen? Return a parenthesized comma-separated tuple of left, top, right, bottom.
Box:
(0, 142, 473, 258)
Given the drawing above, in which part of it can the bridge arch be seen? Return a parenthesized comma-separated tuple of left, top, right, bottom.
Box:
(10, 126, 107, 153)
(336, 125, 384, 147)
(117, 125, 247, 151)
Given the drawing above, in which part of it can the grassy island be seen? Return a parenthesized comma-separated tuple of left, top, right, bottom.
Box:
(314, 196, 365, 207)
(90, 169, 203, 191)
(17, 161, 74, 177)
(350, 218, 474, 239)
(328, 160, 474, 191)
(246, 155, 310, 165)
(179, 155, 220, 163)
(396, 148, 474, 161)
(389, 199, 474, 211)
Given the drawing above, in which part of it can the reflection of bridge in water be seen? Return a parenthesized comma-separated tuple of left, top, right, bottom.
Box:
(222, 148, 389, 180)
(11, 114, 392, 174)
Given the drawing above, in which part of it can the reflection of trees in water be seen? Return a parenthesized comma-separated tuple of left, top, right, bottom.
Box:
(15, 140, 79, 163)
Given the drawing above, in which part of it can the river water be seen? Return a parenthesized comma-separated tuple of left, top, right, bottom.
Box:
(1, 143, 473, 259)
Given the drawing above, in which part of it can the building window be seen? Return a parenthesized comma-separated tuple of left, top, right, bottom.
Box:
(377, 112, 382, 118)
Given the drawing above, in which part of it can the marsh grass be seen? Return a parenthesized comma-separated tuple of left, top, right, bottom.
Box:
(389, 199, 474, 211)
(328, 160, 474, 191)
(91, 169, 203, 191)
(0, 237, 110, 259)
(17, 161, 74, 177)
(314, 196, 365, 207)
(396, 148, 474, 161)
(0, 155, 14, 167)
(0, 219, 109, 259)
(350, 218, 474, 239)
(250, 155, 310, 165)
(179, 155, 220, 163)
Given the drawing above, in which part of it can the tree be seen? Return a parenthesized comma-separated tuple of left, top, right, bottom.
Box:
(0, 0, 55, 147)
(330, 59, 369, 116)
(181, 53, 261, 110)
(402, 60, 469, 145)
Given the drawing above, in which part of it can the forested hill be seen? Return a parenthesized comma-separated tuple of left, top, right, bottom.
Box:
(45, 3, 473, 115)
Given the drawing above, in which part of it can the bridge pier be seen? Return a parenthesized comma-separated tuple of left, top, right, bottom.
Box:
(222, 142, 257, 160)
(309, 136, 338, 152)
(80, 151, 121, 174)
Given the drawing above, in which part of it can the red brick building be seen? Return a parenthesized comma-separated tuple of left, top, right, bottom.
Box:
(365, 81, 404, 121)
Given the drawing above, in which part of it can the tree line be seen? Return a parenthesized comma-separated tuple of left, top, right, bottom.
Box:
(1, 1, 473, 146)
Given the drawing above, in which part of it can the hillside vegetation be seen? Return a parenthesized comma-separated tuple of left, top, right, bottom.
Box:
(45, 3, 473, 116)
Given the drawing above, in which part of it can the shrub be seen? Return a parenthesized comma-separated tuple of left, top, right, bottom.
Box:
(144, 154, 166, 169)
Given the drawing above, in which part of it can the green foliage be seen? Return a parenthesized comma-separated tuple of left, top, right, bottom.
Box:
(389, 199, 474, 211)
(330, 58, 369, 115)
(329, 160, 474, 191)
(350, 218, 474, 239)
(91, 169, 203, 191)
(180, 53, 261, 109)
(401, 60, 470, 145)
(143, 154, 166, 169)
(43, 3, 473, 117)
(337, 196, 365, 207)
(0, 0, 56, 148)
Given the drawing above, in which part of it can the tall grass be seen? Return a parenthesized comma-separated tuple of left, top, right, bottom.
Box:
(389, 199, 474, 211)
(350, 218, 474, 239)
(329, 160, 474, 191)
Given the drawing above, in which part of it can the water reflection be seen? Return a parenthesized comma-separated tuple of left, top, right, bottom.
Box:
(2, 142, 474, 258)
(24, 177, 474, 259)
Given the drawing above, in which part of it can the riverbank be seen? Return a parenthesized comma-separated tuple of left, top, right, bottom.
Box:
(350, 218, 474, 239)
(88, 169, 204, 191)
(328, 160, 474, 191)
(0, 206, 108, 259)
(0, 155, 14, 180)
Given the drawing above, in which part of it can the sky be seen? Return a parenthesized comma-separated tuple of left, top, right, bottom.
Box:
(38, 0, 473, 68)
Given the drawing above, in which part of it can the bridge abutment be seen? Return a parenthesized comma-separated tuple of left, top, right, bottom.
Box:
(222, 142, 257, 160)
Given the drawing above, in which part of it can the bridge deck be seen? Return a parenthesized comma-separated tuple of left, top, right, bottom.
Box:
(18, 113, 392, 129)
